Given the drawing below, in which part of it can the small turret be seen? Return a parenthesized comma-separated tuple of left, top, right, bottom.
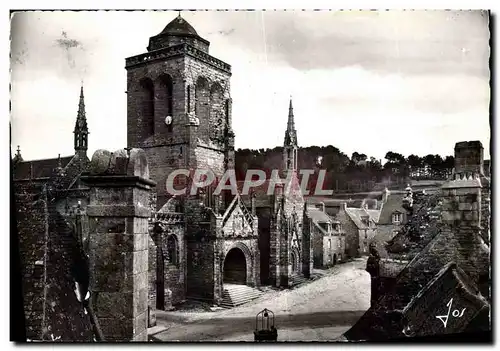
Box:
(13, 145, 23, 163)
(74, 84, 89, 157)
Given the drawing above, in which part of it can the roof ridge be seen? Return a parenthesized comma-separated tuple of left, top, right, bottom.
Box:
(19, 155, 74, 163)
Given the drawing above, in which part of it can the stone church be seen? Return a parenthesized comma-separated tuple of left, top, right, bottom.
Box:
(124, 13, 311, 308)
(12, 15, 313, 334)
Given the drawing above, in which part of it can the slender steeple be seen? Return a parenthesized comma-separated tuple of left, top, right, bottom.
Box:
(74, 84, 89, 155)
(284, 97, 297, 147)
(283, 97, 298, 173)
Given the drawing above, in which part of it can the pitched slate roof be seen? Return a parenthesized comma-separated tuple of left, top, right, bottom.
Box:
(13, 156, 74, 180)
(345, 207, 373, 229)
(305, 197, 363, 208)
(385, 192, 442, 259)
(345, 260, 489, 341)
(307, 207, 333, 224)
(378, 193, 407, 224)
(366, 209, 381, 223)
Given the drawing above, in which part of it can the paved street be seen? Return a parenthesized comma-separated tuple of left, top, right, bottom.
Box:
(152, 258, 370, 341)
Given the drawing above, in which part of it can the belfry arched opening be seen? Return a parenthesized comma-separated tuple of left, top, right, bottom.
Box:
(223, 248, 247, 284)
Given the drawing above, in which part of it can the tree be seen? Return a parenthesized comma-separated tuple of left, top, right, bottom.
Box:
(385, 151, 406, 165)
(407, 154, 422, 169)
(351, 152, 367, 163)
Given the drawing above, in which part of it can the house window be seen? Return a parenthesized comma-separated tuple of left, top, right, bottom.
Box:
(392, 212, 402, 223)
(365, 230, 368, 239)
(361, 216, 369, 226)
(166, 235, 179, 265)
(328, 239, 331, 249)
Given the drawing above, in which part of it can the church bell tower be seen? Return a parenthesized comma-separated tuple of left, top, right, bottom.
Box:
(125, 13, 235, 208)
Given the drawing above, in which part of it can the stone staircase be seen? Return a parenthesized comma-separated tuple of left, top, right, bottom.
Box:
(289, 274, 310, 287)
(220, 284, 263, 308)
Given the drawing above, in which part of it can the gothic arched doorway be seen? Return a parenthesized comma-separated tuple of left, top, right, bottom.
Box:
(223, 248, 247, 284)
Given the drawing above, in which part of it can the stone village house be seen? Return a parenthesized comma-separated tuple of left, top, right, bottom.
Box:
(336, 203, 378, 258)
(308, 203, 346, 268)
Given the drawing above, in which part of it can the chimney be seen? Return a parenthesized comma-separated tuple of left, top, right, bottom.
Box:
(440, 140, 489, 291)
(320, 201, 325, 213)
(382, 187, 390, 204)
(454, 141, 484, 176)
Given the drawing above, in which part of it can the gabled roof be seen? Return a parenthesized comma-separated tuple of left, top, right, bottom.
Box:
(345, 207, 373, 229)
(378, 193, 407, 224)
(366, 209, 381, 223)
(312, 220, 328, 236)
(13, 156, 74, 180)
(307, 207, 332, 224)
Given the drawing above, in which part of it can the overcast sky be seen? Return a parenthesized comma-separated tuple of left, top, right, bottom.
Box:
(10, 10, 491, 162)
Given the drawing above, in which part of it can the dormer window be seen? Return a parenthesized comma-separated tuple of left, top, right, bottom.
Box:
(392, 212, 403, 224)
(361, 216, 370, 226)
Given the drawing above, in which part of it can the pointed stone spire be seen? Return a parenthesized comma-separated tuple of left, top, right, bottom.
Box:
(74, 84, 89, 155)
(283, 97, 298, 173)
(284, 96, 297, 147)
(287, 96, 295, 129)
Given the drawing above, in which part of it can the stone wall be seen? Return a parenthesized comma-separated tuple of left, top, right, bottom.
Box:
(480, 183, 490, 245)
(83, 148, 154, 341)
(14, 182, 48, 340)
(256, 207, 272, 285)
(311, 224, 323, 268)
(162, 224, 186, 305)
(359, 227, 378, 256)
(439, 176, 490, 295)
(322, 234, 344, 267)
(15, 179, 94, 341)
(336, 207, 359, 259)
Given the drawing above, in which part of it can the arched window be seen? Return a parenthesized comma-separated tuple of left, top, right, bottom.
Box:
(140, 78, 155, 137)
(166, 235, 179, 265)
(225, 99, 230, 124)
(209, 83, 224, 142)
(158, 74, 174, 132)
(187, 85, 191, 113)
(195, 76, 209, 140)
